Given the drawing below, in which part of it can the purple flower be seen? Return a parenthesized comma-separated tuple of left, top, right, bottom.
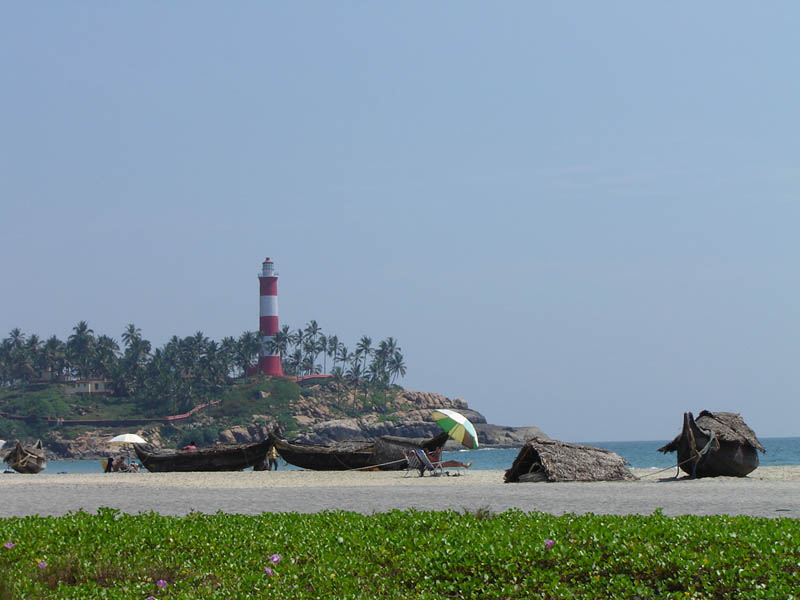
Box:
(38, 561, 47, 569)
(146, 597, 155, 600)
(264, 566, 274, 576)
(269, 553, 281, 565)
(155, 579, 168, 588)
(544, 539, 555, 550)
(4, 542, 14, 549)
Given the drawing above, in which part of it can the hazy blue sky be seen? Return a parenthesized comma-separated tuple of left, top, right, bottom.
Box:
(2, 3, 799, 442)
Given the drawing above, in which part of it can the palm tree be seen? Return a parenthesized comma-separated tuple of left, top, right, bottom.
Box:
(118, 327, 152, 396)
(304, 320, 321, 345)
(327, 335, 339, 371)
(356, 336, 372, 373)
(93, 335, 120, 378)
(388, 352, 407, 384)
(219, 336, 238, 378)
(42, 335, 66, 380)
(237, 331, 262, 376)
(331, 366, 345, 404)
(302, 340, 317, 375)
(26, 334, 44, 377)
(67, 321, 95, 378)
(290, 328, 305, 354)
(273, 325, 291, 360)
(7, 328, 25, 349)
(336, 344, 350, 369)
(345, 362, 363, 405)
(301, 355, 319, 375)
(317, 334, 328, 373)
(121, 324, 142, 349)
(286, 349, 303, 376)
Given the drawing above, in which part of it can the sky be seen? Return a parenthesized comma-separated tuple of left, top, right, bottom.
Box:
(2, 2, 799, 443)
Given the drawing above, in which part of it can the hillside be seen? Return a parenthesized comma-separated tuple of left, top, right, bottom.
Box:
(0, 378, 545, 460)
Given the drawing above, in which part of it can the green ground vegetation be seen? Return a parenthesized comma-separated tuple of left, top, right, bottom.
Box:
(0, 509, 797, 599)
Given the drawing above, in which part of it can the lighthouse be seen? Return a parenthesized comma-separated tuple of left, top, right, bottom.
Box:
(257, 257, 284, 377)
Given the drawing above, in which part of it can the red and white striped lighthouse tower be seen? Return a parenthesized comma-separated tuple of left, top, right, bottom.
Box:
(257, 257, 284, 377)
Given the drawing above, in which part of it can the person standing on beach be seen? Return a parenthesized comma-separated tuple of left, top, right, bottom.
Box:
(268, 445, 279, 471)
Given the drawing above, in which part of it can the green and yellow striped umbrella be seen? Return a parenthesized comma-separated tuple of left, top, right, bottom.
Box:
(431, 409, 479, 449)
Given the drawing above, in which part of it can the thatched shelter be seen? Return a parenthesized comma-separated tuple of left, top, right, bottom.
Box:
(658, 411, 765, 477)
(659, 411, 764, 454)
(504, 437, 636, 483)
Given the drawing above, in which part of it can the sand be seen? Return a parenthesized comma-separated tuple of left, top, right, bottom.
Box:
(2, 466, 799, 519)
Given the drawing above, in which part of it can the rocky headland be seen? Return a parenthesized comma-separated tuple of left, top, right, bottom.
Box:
(43, 390, 545, 460)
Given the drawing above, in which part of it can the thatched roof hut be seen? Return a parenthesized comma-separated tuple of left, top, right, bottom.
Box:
(658, 411, 765, 454)
(504, 437, 636, 483)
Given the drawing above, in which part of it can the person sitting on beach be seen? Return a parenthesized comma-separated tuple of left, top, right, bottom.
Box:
(111, 456, 129, 472)
(182, 440, 198, 451)
(427, 447, 473, 470)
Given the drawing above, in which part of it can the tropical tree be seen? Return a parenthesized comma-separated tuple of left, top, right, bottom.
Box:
(67, 321, 95, 378)
(121, 324, 142, 349)
(273, 325, 291, 361)
(327, 335, 339, 371)
(388, 351, 407, 384)
(42, 335, 67, 380)
(236, 331, 261, 376)
(285, 349, 303, 376)
(93, 335, 120, 379)
(117, 324, 151, 396)
(355, 336, 372, 373)
(219, 336, 238, 378)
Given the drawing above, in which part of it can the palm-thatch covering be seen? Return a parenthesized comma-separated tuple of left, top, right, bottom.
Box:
(504, 437, 636, 483)
(2, 440, 47, 474)
(658, 411, 765, 477)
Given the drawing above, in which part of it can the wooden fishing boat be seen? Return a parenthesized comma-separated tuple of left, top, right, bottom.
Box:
(133, 439, 272, 472)
(268, 431, 449, 471)
(658, 411, 765, 478)
(2, 440, 47, 474)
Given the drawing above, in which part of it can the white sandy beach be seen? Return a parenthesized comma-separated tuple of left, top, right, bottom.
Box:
(2, 466, 799, 519)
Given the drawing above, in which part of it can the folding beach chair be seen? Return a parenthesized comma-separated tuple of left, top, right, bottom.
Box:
(415, 449, 444, 477)
(403, 450, 422, 477)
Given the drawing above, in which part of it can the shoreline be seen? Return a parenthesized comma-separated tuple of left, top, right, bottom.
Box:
(2, 466, 799, 519)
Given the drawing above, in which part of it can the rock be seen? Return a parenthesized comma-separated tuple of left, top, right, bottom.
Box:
(476, 424, 548, 447)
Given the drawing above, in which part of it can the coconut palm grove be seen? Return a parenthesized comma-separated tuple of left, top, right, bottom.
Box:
(0, 320, 406, 442)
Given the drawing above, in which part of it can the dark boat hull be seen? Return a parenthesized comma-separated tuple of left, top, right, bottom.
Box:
(672, 412, 759, 477)
(269, 432, 448, 471)
(133, 439, 272, 472)
(3, 441, 47, 474)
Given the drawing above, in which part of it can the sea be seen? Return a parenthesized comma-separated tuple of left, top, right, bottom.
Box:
(34, 436, 800, 475)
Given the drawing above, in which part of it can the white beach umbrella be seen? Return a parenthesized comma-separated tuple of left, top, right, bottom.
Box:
(108, 433, 147, 445)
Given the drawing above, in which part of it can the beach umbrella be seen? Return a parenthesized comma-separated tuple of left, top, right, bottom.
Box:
(108, 433, 146, 445)
(431, 409, 479, 449)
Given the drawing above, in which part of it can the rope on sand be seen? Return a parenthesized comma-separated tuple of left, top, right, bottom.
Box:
(346, 458, 408, 471)
(638, 431, 717, 479)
